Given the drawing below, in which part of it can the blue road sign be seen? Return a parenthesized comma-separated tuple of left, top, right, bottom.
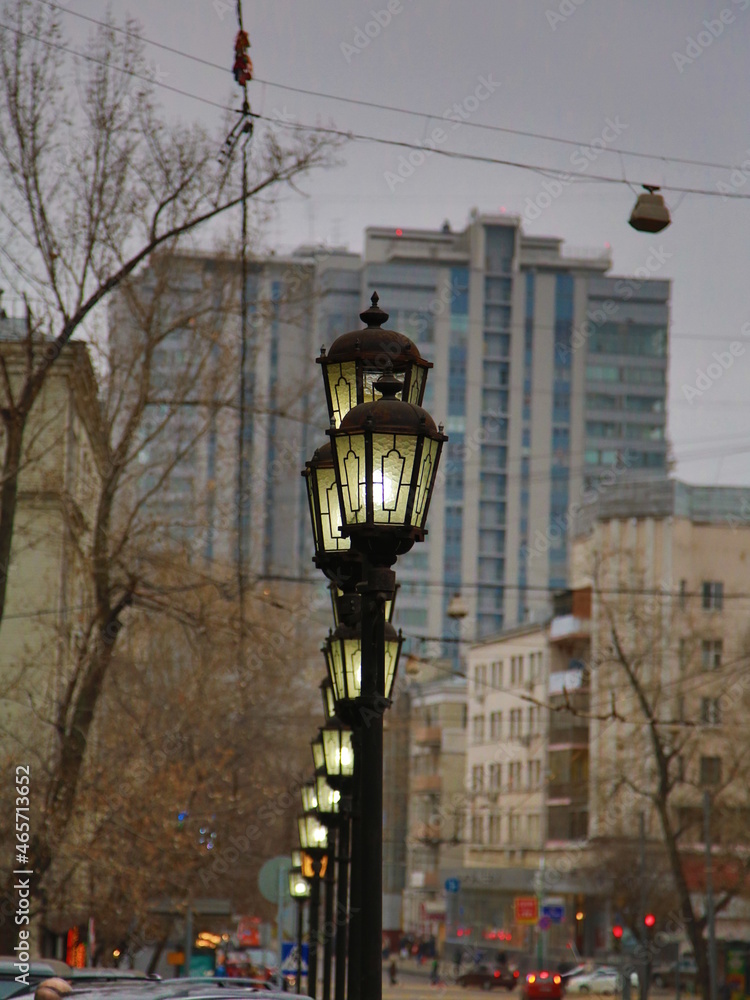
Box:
(281, 942, 308, 973)
(445, 878, 460, 893)
(542, 905, 565, 923)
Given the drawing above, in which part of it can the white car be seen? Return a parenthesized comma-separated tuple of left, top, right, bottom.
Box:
(565, 968, 638, 995)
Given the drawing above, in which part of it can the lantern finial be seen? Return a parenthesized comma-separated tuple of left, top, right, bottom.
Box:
(359, 290, 389, 328)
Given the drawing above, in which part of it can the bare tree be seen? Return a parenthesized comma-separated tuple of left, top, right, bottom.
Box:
(0, 0, 337, 630)
(589, 552, 750, 1000)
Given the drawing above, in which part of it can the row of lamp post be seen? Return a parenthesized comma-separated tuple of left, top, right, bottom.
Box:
(289, 293, 445, 1000)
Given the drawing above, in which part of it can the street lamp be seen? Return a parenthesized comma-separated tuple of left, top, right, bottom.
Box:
(303, 443, 363, 592)
(320, 677, 337, 724)
(317, 292, 432, 429)
(320, 718, 355, 1000)
(327, 368, 446, 566)
(323, 621, 403, 707)
(289, 869, 311, 996)
(324, 333, 444, 1000)
(298, 812, 328, 1000)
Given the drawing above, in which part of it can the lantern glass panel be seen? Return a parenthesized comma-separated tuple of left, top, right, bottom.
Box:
(372, 433, 416, 524)
(322, 727, 354, 779)
(301, 782, 318, 813)
(315, 463, 350, 554)
(413, 437, 441, 528)
(292, 850, 302, 869)
(311, 738, 325, 772)
(326, 361, 357, 429)
(315, 774, 341, 815)
(298, 813, 328, 850)
(324, 682, 336, 721)
(305, 476, 320, 549)
(329, 633, 361, 702)
(289, 871, 310, 899)
(407, 365, 426, 405)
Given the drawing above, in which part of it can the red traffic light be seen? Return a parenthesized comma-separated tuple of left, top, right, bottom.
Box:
(644, 914, 656, 928)
(612, 925, 624, 940)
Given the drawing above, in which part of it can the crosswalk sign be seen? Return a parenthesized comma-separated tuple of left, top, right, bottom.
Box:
(281, 942, 308, 974)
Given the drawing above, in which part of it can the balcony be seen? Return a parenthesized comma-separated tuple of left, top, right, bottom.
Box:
(412, 774, 442, 793)
(550, 615, 590, 643)
(548, 724, 589, 747)
(414, 725, 442, 748)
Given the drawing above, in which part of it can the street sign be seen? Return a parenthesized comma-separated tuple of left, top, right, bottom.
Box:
(259, 856, 292, 904)
(514, 897, 538, 925)
(281, 942, 308, 974)
(538, 916, 552, 931)
(542, 905, 565, 924)
(445, 878, 460, 893)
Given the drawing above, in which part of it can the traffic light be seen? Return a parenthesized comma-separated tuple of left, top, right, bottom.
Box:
(612, 925, 624, 940)
(644, 914, 656, 928)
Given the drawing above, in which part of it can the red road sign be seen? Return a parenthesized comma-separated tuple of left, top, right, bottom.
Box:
(514, 897, 539, 925)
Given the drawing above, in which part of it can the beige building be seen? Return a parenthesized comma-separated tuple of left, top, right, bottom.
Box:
(402, 659, 466, 943)
(0, 334, 105, 775)
(572, 478, 750, 941)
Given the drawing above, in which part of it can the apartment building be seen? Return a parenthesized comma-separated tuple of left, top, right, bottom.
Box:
(572, 478, 750, 941)
(315, 213, 670, 650)
(401, 658, 467, 942)
(0, 333, 105, 776)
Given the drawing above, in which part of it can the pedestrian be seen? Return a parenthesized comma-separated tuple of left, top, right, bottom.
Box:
(430, 958, 440, 986)
(389, 959, 398, 985)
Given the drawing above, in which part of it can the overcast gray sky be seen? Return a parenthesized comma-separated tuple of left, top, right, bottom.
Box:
(62, 0, 750, 486)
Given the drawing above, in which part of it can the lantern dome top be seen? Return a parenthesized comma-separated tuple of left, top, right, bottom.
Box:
(318, 291, 432, 371)
(337, 394, 444, 439)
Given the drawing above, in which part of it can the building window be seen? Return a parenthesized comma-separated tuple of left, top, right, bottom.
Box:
(702, 581, 724, 611)
(510, 656, 524, 685)
(528, 706, 537, 735)
(700, 698, 721, 726)
(679, 579, 687, 610)
(471, 814, 484, 844)
(491, 661, 503, 688)
(509, 761, 522, 790)
(472, 715, 485, 744)
(700, 756, 722, 786)
(489, 763, 502, 790)
(489, 813, 502, 845)
(529, 760, 541, 788)
(702, 640, 722, 670)
(509, 709, 522, 738)
(472, 765, 484, 792)
(527, 814, 540, 844)
(508, 813, 519, 842)
(490, 712, 503, 740)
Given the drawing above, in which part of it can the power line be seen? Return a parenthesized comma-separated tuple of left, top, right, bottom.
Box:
(37, 0, 749, 176)
(5, 19, 750, 202)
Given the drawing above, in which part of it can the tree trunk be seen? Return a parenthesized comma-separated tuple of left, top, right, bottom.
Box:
(0, 415, 25, 626)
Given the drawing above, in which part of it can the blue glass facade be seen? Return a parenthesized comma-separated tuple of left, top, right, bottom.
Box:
(442, 267, 469, 664)
(477, 227, 515, 637)
(549, 274, 574, 590)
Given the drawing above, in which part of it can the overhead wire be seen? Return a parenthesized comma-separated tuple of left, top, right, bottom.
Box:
(3, 18, 750, 201)
(36, 0, 750, 176)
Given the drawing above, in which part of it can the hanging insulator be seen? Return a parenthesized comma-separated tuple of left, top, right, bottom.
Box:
(628, 185, 671, 233)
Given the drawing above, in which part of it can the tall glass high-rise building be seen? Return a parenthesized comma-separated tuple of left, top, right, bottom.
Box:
(314, 214, 670, 649)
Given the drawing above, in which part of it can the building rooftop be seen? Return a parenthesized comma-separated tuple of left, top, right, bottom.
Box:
(574, 477, 750, 531)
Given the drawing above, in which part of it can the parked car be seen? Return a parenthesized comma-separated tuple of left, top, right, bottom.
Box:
(457, 964, 520, 990)
(565, 968, 638, 994)
(0, 958, 72, 999)
(652, 956, 697, 989)
(522, 971, 564, 1000)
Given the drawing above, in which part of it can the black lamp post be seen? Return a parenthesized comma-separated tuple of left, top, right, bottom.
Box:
(320, 718, 355, 1000)
(326, 361, 445, 1000)
(298, 811, 328, 1000)
(313, 769, 341, 1000)
(289, 867, 310, 996)
(305, 294, 444, 1000)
